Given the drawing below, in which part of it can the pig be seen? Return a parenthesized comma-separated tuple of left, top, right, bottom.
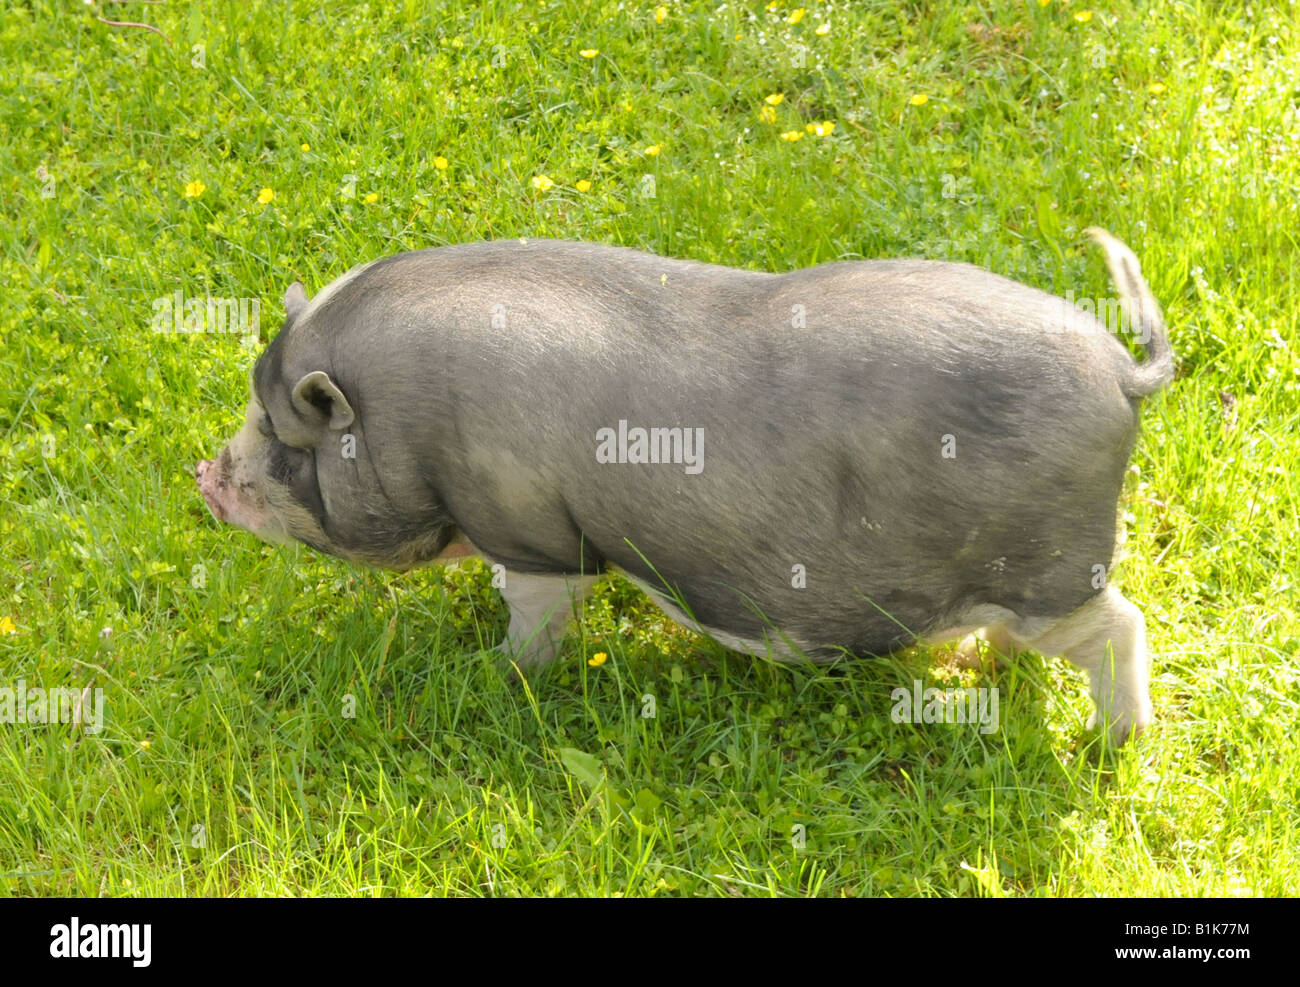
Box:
(196, 228, 1173, 745)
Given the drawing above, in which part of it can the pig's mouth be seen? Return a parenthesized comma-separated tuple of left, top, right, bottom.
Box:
(200, 488, 228, 523)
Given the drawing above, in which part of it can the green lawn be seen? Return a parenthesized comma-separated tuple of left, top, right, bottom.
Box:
(1, 0, 1296, 896)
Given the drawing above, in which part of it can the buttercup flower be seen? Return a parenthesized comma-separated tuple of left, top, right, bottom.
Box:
(434, 156, 449, 170)
(786, 8, 805, 24)
(764, 93, 785, 106)
(780, 130, 803, 141)
(759, 105, 777, 124)
(532, 174, 555, 192)
(183, 180, 206, 198)
(300, 142, 310, 152)
(1074, 10, 1093, 22)
(580, 48, 599, 58)
(815, 22, 830, 36)
(576, 179, 592, 192)
(0, 616, 16, 635)
(655, 6, 667, 23)
(1148, 82, 1166, 95)
(363, 192, 378, 203)
(910, 93, 929, 106)
(588, 651, 608, 667)
(644, 144, 662, 156)
(257, 187, 275, 204)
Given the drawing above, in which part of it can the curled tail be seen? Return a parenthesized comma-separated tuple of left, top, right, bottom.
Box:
(1085, 226, 1174, 399)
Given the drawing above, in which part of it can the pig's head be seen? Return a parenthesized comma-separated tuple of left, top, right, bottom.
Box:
(196, 281, 464, 570)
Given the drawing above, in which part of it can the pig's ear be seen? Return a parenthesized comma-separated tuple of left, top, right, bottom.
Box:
(291, 371, 355, 430)
(284, 282, 310, 322)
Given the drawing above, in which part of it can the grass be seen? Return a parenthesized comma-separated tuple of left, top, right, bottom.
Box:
(0, 0, 1297, 896)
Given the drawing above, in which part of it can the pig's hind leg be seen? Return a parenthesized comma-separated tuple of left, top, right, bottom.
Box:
(1011, 586, 1153, 746)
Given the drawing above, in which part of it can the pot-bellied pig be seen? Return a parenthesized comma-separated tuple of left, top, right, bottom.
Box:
(197, 228, 1172, 744)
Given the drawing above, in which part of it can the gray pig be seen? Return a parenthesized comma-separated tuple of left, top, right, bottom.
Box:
(196, 228, 1172, 745)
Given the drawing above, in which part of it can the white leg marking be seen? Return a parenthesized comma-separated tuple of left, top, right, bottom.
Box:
(1020, 586, 1153, 745)
(953, 624, 1020, 670)
(496, 570, 598, 668)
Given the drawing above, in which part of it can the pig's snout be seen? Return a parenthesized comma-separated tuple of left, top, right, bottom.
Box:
(195, 455, 229, 523)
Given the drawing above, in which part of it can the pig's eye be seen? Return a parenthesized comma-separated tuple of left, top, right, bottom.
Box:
(257, 414, 275, 438)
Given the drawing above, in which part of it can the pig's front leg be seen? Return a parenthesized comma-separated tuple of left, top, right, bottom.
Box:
(493, 570, 599, 668)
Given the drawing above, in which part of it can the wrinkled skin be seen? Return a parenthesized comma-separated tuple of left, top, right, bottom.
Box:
(196, 284, 470, 570)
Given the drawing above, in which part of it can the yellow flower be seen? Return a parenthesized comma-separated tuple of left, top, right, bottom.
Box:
(300, 142, 310, 152)
(909, 93, 929, 106)
(811, 121, 835, 136)
(588, 651, 608, 667)
(531, 174, 555, 192)
(758, 105, 777, 124)
(764, 92, 785, 106)
(765, 1, 778, 10)
(576, 179, 592, 192)
(644, 144, 662, 156)
(815, 22, 830, 36)
(257, 187, 275, 205)
(139, 740, 151, 750)
(434, 156, 449, 170)
(0, 616, 16, 635)
(780, 130, 803, 141)
(786, 8, 805, 24)
(1148, 82, 1166, 95)
(655, 5, 667, 23)
(183, 180, 205, 199)
(580, 48, 599, 58)
(1074, 10, 1093, 22)
(1038, 0, 1050, 6)
(362, 192, 377, 203)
